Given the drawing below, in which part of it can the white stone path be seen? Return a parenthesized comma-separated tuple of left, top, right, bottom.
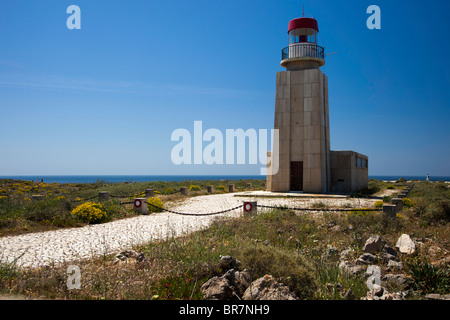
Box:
(0, 193, 373, 268)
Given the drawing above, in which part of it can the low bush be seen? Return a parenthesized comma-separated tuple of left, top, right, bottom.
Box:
(189, 185, 201, 192)
(373, 200, 384, 208)
(71, 202, 108, 224)
(147, 197, 164, 213)
(233, 244, 317, 299)
(402, 198, 414, 208)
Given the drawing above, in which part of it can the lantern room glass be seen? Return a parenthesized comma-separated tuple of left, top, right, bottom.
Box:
(289, 28, 318, 45)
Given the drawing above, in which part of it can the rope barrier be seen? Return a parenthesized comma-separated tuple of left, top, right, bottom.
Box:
(256, 204, 382, 212)
(147, 202, 244, 216)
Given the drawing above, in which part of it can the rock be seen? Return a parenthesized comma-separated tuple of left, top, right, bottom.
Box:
(219, 255, 241, 270)
(339, 260, 366, 276)
(344, 288, 356, 300)
(201, 275, 235, 300)
(363, 235, 384, 254)
(428, 245, 447, 259)
(201, 269, 251, 300)
(382, 274, 408, 288)
(396, 234, 416, 254)
(263, 240, 270, 246)
(224, 269, 251, 297)
(432, 255, 450, 267)
(242, 275, 297, 300)
(356, 253, 377, 265)
(114, 250, 145, 265)
(115, 250, 139, 260)
(424, 293, 450, 300)
(386, 259, 404, 271)
(381, 245, 398, 261)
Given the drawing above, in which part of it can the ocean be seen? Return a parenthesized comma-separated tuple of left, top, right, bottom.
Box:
(0, 175, 449, 184)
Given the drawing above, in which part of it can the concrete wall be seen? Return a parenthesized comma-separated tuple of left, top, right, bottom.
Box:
(330, 151, 368, 193)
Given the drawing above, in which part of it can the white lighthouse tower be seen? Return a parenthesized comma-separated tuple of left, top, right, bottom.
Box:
(267, 16, 368, 194)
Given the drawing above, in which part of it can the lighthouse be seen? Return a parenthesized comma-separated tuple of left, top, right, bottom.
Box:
(267, 16, 368, 194)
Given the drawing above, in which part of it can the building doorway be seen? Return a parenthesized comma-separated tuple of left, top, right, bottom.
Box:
(290, 161, 303, 191)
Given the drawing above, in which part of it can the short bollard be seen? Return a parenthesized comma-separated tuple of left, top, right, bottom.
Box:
(145, 189, 154, 198)
(383, 204, 397, 219)
(391, 198, 403, 212)
(243, 201, 257, 216)
(207, 185, 214, 194)
(180, 187, 188, 196)
(134, 198, 148, 215)
(98, 191, 110, 201)
(228, 184, 235, 193)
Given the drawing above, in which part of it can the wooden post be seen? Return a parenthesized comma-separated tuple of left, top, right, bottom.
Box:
(98, 191, 110, 201)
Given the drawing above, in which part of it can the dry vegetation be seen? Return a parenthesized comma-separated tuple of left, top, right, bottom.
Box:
(0, 179, 449, 300)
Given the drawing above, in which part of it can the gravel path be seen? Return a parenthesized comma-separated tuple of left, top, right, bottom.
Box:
(0, 193, 375, 269)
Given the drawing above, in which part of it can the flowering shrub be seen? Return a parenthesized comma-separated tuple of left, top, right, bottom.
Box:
(147, 197, 164, 213)
(0, 195, 8, 200)
(216, 185, 226, 191)
(402, 198, 414, 208)
(373, 200, 384, 208)
(189, 185, 201, 191)
(71, 201, 108, 224)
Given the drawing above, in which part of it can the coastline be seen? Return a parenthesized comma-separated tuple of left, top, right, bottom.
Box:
(0, 175, 449, 184)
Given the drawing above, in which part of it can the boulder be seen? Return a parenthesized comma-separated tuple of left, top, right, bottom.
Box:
(201, 275, 235, 300)
(396, 234, 416, 254)
(382, 274, 408, 289)
(201, 269, 251, 300)
(363, 235, 384, 254)
(381, 245, 398, 262)
(242, 275, 297, 300)
(386, 260, 404, 271)
(219, 255, 241, 271)
(356, 253, 377, 265)
(339, 260, 366, 276)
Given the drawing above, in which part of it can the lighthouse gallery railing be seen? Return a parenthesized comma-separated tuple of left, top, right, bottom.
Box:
(282, 43, 325, 60)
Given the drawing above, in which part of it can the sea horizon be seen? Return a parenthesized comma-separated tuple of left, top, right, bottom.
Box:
(0, 174, 449, 184)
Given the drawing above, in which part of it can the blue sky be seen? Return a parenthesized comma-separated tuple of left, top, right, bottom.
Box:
(0, 0, 449, 176)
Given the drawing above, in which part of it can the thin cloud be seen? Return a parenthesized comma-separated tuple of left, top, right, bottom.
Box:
(0, 73, 265, 97)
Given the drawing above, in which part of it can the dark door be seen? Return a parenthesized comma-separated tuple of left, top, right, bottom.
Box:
(290, 161, 303, 191)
